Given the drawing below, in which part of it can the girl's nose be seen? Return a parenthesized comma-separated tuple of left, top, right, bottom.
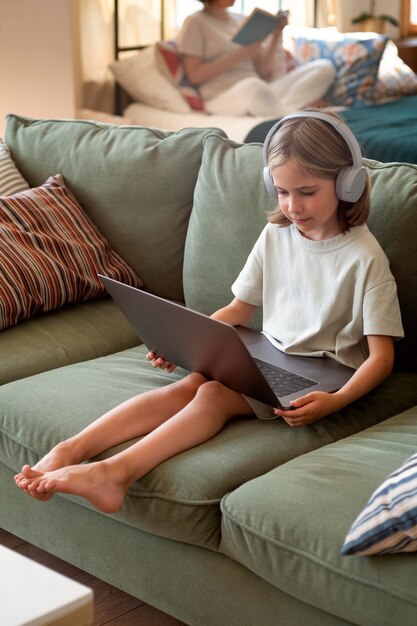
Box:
(288, 196, 302, 215)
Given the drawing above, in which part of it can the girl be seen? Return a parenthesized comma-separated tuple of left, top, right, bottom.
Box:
(15, 110, 403, 514)
(177, 0, 335, 117)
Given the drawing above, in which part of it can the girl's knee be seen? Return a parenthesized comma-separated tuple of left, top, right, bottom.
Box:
(180, 372, 208, 394)
(196, 380, 240, 408)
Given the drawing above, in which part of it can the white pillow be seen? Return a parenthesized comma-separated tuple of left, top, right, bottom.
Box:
(109, 46, 191, 113)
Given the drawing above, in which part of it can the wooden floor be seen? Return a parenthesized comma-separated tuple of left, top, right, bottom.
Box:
(0, 528, 186, 625)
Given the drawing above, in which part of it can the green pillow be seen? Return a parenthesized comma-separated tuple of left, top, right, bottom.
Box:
(183, 135, 276, 330)
(365, 158, 417, 372)
(5, 115, 226, 302)
(183, 135, 417, 371)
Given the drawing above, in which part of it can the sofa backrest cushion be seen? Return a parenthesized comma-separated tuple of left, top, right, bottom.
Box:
(183, 135, 277, 331)
(183, 135, 417, 371)
(365, 158, 417, 372)
(5, 115, 226, 302)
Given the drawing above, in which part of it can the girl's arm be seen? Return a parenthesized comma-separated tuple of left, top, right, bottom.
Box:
(275, 335, 395, 427)
(211, 296, 258, 326)
(182, 43, 262, 85)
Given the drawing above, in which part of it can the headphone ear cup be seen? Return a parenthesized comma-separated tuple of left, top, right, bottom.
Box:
(263, 166, 277, 197)
(336, 166, 367, 203)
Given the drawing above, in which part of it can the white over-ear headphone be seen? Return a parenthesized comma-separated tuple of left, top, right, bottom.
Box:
(262, 111, 367, 203)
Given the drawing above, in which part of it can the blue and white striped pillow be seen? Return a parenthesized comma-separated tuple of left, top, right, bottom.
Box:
(0, 139, 29, 195)
(342, 452, 417, 556)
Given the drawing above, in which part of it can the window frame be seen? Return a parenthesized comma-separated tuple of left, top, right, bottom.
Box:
(402, 0, 417, 36)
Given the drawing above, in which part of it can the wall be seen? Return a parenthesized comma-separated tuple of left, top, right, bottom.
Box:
(335, 0, 401, 38)
(0, 0, 81, 138)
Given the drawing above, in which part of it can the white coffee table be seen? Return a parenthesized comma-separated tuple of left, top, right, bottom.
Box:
(0, 544, 94, 626)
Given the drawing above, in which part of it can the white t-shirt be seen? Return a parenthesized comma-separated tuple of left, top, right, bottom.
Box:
(177, 10, 257, 101)
(232, 223, 404, 370)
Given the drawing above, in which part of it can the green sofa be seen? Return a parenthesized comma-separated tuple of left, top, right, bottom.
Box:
(1, 114, 417, 626)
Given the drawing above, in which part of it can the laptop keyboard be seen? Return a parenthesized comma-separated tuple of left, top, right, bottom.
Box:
(253, 358, 317, 398)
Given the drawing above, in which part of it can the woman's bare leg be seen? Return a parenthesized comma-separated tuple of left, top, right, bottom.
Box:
(21, 381, 254, 513)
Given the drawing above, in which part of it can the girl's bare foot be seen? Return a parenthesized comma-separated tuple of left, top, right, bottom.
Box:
(14, 440, 86, 501)
(25, 461, 129, 513)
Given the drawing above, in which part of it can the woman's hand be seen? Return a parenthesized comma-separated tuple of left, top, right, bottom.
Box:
(146, 351, 177, 373)
(235, 40, 263, 61)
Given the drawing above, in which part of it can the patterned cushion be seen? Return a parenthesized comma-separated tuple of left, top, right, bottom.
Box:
(0, 174, 142, 330)
(156, 40, 206, 112)
(0, 139, 29, 195)
(374, 40, 417, 101)
(342, 452, 417, 555)
(291, 31, 389, 107)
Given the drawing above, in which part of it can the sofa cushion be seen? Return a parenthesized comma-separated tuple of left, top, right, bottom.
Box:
(0, 139, 29, 195)
(5, 116, 226, 302)
(184, 134, 417, 371)
(364, 159, 417, 371)
(0, 174, 141, 331)
(183, 135, 276, 330)
(220, 407, 417, 626)
(0, 298, 139, 385)
(1, 345, 417, 551)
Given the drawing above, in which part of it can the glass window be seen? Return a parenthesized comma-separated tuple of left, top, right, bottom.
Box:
(173, 1, 283, 32)
(411, 0, 417, 24)
(402, 0, 417, 34)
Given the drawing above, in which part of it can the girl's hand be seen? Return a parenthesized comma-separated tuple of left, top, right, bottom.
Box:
(146, 351, 177, 373)
(274, 391, 342, 427)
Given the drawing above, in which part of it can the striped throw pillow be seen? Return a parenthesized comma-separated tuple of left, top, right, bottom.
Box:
(341, 452, 417, 556)
(0, 174, 142, 330)
(0, 139, 29, 195)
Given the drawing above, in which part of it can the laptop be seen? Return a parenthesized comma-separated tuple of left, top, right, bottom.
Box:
(99, 275, 355, 409)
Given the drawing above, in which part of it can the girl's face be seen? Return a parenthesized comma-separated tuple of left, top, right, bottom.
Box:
(271, 158, 342, 241)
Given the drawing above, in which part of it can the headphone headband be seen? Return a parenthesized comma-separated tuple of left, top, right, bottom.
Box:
(262, 110, 367, 203)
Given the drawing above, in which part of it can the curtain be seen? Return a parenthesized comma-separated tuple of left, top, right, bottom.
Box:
(77, 0, 176, 113)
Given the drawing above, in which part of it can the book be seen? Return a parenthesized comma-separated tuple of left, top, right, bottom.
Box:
(232, 8, 288, 46)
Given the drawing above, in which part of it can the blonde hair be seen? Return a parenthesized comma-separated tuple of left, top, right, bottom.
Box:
(266, 109, 371, 232)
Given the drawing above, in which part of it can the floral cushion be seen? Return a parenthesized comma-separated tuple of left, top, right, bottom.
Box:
(290, 31, 389, 107)
(374, 40, 417, 101)
(156, 41, 205, 112)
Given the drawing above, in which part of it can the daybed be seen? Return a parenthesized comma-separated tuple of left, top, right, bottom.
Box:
(105, 20, 417, 147)
(1, 114, 417, 626)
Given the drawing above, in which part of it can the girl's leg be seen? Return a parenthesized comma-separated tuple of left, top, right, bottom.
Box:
(15, 373, 207, 487)
(24, 381, 254, 513)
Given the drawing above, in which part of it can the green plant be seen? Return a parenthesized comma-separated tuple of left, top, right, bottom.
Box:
(351, 0, 400, 27)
